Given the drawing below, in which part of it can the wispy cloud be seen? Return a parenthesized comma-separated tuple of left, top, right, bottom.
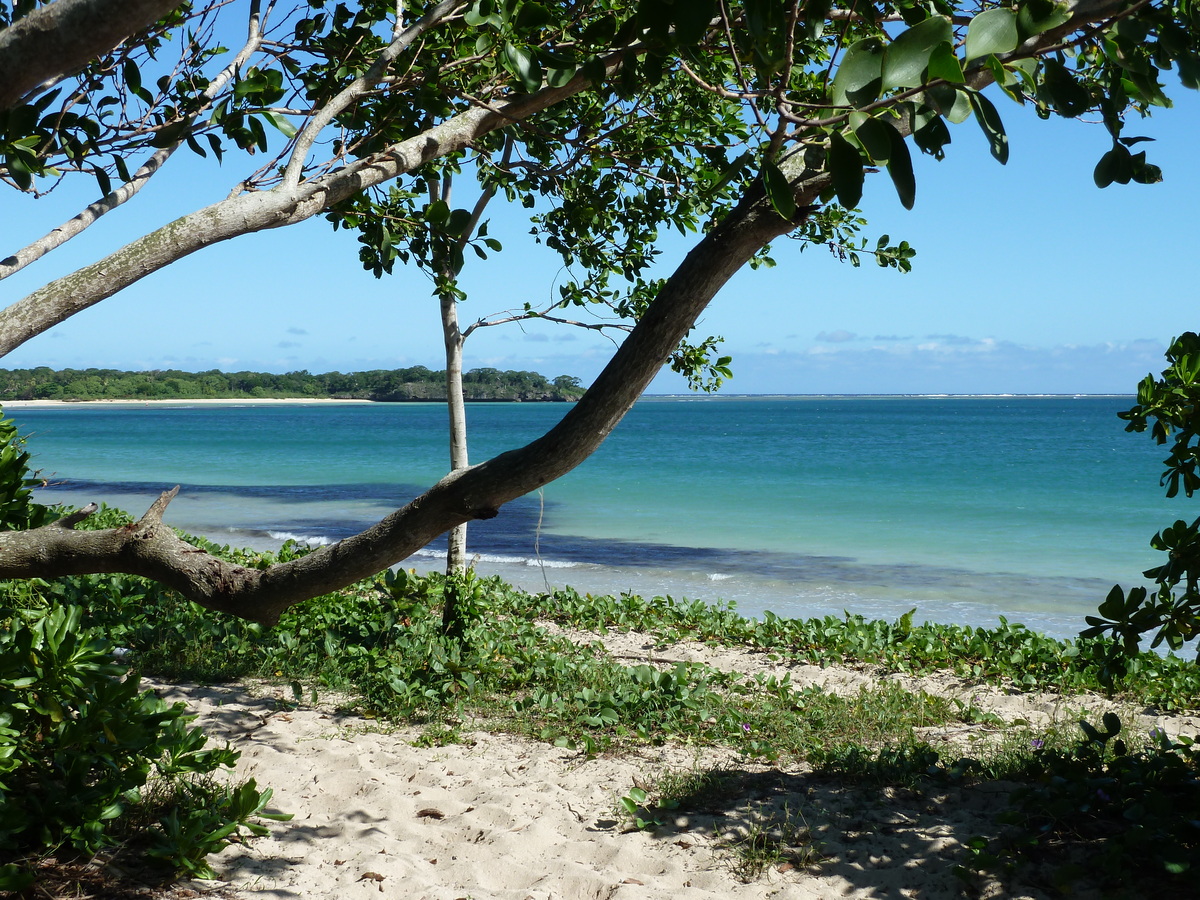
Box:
(703, 337, 1170, 394)
(816, 329, 858, 343)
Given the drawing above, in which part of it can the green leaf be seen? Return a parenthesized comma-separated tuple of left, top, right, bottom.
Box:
(148, 121, 189, 149)
(1094, 145, 1133, 187)
(260, 111, 297, 139)
(425, 199, 451, 226)
(882, 16, 952, 89)
(913, 113, 951, 159)
(464, 0, 501, 27)
(853, 115, 892, 164)
(501, 42, 543, 92)
(1042, 59, 1092, 116)
(446, 208, 473, 236)
(827, 130, 864, 208)
(113, 154, 132, 183)
(92, 165, 111, 196)
(927, 42, 965, 84)
(673, 0, 716, 46)
(967, 90, 1008, 163)
(122, 59, 142, 95)
(515, 2, 554, 28)
(885, 125, 916, 209)
(926, 83, 973, 123)
(1017, 0, 1072, 38)
(831, 37, 885, 107)
(760, 158, 796, 219)
(965, 8, 1019, 62)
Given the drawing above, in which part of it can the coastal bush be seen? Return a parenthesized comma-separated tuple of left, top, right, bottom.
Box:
(1086, 333, 1200, 671)
(954, 714, 1200, 895)
(0, 598, 287, 891)
(0, 411, 53, 533)
(9, 525, 1200, 894)
(0, 365, 586, 403)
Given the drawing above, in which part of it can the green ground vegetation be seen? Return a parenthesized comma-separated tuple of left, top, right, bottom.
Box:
(0, 366, 586, 402)
(3, 517, 1198, 896)
(3, 413, 1199, 895)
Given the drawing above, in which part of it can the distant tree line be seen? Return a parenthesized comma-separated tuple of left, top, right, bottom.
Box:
(0, 366, 586, 402)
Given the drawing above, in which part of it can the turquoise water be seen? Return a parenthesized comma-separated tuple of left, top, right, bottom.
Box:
(7, 396, 1185, 638)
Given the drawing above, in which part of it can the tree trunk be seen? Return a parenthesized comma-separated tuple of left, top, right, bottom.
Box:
(441, 287, 469, 638)
(443, 289, 469, 575)
(0, 177, 813, 626)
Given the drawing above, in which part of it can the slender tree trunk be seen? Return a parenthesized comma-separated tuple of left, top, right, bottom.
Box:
(442, 288, 468, 575)
(440, 285, 470, 638)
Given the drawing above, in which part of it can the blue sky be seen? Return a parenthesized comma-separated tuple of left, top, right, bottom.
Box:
(1, 79, 1197, 395)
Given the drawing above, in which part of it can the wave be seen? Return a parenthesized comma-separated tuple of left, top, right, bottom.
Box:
(267, 530, 334, 547)
(410, 547, 579, 569)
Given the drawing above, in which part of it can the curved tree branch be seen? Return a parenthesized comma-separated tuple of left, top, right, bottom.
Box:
(0, 174, 819, 624)
(0, 46, 633, 357)
(281, 0, 467, 186)
(0, 1, 268, 282)
(0, 0, 185, 111)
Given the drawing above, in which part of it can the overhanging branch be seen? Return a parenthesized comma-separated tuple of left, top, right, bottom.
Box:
(0, 176, 816, 624)
(0, 0, 185, 111)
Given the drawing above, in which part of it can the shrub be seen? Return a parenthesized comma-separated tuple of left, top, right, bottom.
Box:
(0, 598, 288, 892)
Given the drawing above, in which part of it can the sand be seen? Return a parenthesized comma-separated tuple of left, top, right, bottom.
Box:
(145, 629, 1200, 900)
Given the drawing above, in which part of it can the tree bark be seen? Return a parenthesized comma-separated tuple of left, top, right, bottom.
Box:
(0, 178, 814, 625)
(0, 0, 185, 111)
(443, 289, 469, 577)
(0, 55, 626, 357)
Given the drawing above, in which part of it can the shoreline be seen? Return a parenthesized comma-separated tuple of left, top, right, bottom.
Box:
(1, 397, 376, 408)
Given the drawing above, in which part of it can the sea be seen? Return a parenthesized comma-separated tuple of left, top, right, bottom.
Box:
(5, 396, 1187, 640)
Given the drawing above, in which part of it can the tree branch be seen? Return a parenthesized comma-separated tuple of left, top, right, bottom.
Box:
(281, 0, 467, 186)
(0, 0, 185, 111)
(0, 173, 821, 624)
(0, 50, 631, 357)
(0, 1, 267, 282)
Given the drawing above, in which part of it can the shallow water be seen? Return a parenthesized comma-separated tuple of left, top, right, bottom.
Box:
(9, 395, 1183, 638)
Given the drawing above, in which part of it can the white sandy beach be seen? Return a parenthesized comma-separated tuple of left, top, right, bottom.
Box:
(147, 628, 1200, 900)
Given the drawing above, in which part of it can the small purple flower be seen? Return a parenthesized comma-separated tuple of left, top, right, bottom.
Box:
(1030, 738, 1045, 751)
(742, 723, 752, 734)
(1150, 727, 1166, 740)
(1096, 788, 1111, 802)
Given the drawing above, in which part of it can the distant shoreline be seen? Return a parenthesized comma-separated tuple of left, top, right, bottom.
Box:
(1, 397, 376, 408)
(2, 394, 1137, 409)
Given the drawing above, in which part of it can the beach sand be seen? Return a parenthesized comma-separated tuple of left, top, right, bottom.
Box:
(145, 629, 1200, 900)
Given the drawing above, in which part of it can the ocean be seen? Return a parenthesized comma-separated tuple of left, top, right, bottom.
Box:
(6, 396, 1185, 639)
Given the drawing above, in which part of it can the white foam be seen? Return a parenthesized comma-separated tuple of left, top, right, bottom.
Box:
(267, 530, 333, 546)
(525, 557, 578, 569)
(406, 549, 578, 569)
(707, 573, 733, 581)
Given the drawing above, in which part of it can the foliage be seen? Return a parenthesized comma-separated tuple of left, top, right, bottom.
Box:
(1086, 332, 1200, 666)
(5, 0, 1195, 211)
(956, 714, 1200, 895)
(2, 0, 1199, 627)
(7, 526, 1200, 891)
(0, 364, 585, 402)
(489, 587, 1200, 710)
(0, 408, 53, 531)
(0, 598, 288, 891)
